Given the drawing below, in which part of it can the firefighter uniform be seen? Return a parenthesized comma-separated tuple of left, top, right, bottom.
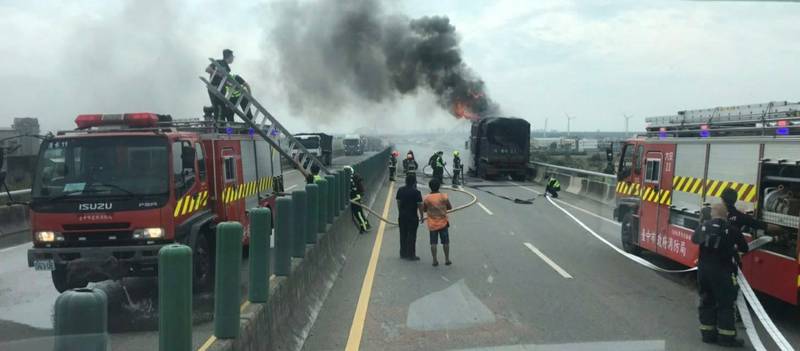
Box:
(350, 174, 370, 233)
(545, 176, 561, 198)
(403, 154, 418, 178)
(430, 152, 445, 183)
(222, 74, 253, 122)
(692, 216, 748, 347)
(452, 151, 462, 186)
(389, 153, 398, 181)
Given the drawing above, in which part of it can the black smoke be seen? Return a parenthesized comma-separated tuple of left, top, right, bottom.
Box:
(269, 0, 498, 119)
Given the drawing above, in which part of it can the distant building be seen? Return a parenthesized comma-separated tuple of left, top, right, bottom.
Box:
(0, 117, 40, 156)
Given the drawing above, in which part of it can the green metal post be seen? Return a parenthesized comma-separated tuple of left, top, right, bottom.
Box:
(291, 189, 307, 258)
(305, 184, 319, 244)
(315, 178, 328, 232)
(340, 170, 347, 211)
(325, 175, 336, 224)
(274, 197, 293, 275)
(159, 244, 192, 351)
(344, 168, 352, 209)
(332, 172, 341, 215)
(214, 221, 243, 339)
(248, 208, 271, 303)
(54, 288, 108, 351)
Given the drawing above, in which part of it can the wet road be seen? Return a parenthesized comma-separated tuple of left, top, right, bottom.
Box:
(303, 140, 800, 351)
(0, 151, 377, 350)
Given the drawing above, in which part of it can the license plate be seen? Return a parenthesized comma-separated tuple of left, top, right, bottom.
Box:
(34, 259, 55, 271)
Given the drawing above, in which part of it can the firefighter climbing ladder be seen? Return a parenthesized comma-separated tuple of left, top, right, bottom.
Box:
(200, 59, 330, 177)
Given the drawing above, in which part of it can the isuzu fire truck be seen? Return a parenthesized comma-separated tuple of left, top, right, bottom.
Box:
(614, 101, 800, 305)
(27, 113, 283, 292)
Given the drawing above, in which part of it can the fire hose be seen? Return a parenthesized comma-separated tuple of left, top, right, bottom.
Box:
(349, 183, 478, 226)
(545, 195, 794, 350)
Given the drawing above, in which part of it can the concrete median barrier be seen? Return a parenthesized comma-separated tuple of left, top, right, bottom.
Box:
(0, 204, 30, 248)
(529, 162, 617, 205)
(207, 147, 390, 351)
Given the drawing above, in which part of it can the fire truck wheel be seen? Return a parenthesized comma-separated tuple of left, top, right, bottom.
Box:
(621, 212, 641, 255)
(51, 268, 70, 293)
(193, 234, 215, 291)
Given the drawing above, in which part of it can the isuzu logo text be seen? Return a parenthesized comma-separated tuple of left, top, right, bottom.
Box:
(78, 203, 113, 211)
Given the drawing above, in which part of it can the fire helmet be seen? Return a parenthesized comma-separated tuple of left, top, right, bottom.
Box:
(453, 151, 460, 157)
(343, 165, 354, 174)
(391, 150, 400, 157)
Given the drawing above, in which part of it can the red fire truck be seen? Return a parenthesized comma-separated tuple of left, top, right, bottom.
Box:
(614, 101, 800, 305)
(27, 113, 283, 292)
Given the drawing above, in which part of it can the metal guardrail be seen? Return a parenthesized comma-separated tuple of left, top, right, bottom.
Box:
(8, 188, 31, 197)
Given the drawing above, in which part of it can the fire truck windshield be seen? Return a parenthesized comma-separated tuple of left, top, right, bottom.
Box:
(32, 136, 169, 200)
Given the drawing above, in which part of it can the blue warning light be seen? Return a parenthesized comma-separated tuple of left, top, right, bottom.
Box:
(226, 127, 233, 135)
(700, 130, 710, 138)
(248, 128, 255, 137)
(659, 131, 667, 139)
(777, 127, 789, 135)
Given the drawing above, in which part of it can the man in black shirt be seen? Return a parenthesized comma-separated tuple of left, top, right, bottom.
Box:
(205, 49, 234, 121)
(692, 203, 748, 347)
(395, 174, 423, 260)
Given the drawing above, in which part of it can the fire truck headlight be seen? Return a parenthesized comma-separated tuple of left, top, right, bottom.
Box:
(35, 231, 61, 242)
(133, 228, 164, 239)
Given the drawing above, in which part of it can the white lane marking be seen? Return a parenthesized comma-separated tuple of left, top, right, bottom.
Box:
(477, 202, 493, 215)
(285, 184, 298, 191)
(508, 181, 620, 226)
(523, 242, 573, 279)
(0, 242, 30, 253)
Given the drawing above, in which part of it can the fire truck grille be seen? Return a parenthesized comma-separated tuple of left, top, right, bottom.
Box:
(62, 223, 131, 231)
(60, 231, 136, 247)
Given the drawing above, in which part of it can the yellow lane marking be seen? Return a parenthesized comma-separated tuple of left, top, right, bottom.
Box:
(345, 181, 395, 351)
(197, 336, 217, 351)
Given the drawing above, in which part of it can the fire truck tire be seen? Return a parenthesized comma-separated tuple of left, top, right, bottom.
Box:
(51, 267, 71, 293)
(193, 233, 215, 291)
(621, 212, 641, 255)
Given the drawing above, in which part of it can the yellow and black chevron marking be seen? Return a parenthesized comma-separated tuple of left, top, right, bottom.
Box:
(174, 190, 209, 218)
(671, 176, 757, 203)
(221, 176, 275, 204)
(617, 181, 672, 205)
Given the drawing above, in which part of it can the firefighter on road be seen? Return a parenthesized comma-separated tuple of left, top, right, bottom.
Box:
(430, 151, 445, 183)
(545, 175, 561, 198)
(307, 164, 323, 184)
(452, 151, 462, 186)
(720, 188, 767, 234)
(403, 151, 418, 178)
(692, 203, 748, 347)
(348, 167, 371, 234)
(389, 151, 399, 181)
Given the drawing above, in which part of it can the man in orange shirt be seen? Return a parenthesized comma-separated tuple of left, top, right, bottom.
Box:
(423, 178, 453, 266)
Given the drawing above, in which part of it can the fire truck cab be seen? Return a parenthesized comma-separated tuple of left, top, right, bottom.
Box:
(27, 113, 283, 292)
(614, 101, 800, 305)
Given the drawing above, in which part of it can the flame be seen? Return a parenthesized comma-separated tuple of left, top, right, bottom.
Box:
(452, 101, 479, 120)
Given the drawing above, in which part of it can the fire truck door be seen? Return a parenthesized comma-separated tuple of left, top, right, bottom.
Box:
(639, 152, 667, 252)
(221, 150, 242, 222)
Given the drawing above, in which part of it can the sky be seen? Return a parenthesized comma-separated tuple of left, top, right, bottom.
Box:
(0, 0, 797, 134)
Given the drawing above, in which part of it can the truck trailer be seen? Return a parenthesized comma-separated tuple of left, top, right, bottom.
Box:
(27, 113, 283, 292)
(468, 117, 530, 180)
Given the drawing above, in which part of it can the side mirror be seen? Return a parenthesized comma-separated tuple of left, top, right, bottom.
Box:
(181, 146, 196, 169)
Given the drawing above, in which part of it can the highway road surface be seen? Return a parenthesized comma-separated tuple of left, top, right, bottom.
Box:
(0, 152, 375, 351)
(302, 141, 800, 351)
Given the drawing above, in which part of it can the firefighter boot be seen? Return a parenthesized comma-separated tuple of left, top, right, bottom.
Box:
(700, 329, 718, 344)
(717, 334, 744, 348)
